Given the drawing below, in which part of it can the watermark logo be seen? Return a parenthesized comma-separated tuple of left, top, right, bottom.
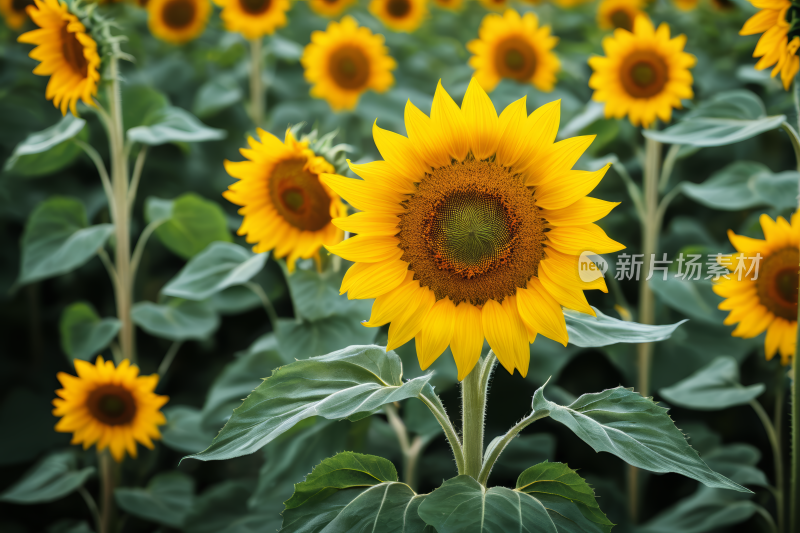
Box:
(578, 251, 608, 282)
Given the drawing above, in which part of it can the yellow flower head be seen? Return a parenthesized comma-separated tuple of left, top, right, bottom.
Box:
(597, 0, 645, 31)
(323, 80, 624, 380)
(301, 16, 396, 111)
(53, 357, 169, 462)
(673, 0, 698, 10)
(467, 9, 560, 93)
(17, 0, 100, 116)
(1, 0, 34, 29)
(713, 214, 800, 365)
(369, 0, 427, 32)
(740, 0, 799, 90)
(588, 15, 696, 128)
(432, 0, 463, 10)
(308, 0, 356, 17)
(147, 0, 210, 44)
(223, 129, 347, 271)
(221, 0, 289, 39)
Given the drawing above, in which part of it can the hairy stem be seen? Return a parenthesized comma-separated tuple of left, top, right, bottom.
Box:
(751, 397, 784, 533)
(418, 390, 464, 475)
(250, 38, 264, 127)
(98, 451, 116, 533)
(461, 357, 488, 480)
(477, 409, 549, 486)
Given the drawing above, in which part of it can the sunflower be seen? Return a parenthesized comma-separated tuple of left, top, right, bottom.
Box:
(322, 80, 624, 379)
(147, 0, 210, 44)
(713, 214, 800, 365)
(223, 129, 347, 271)
(552, 0, 594, 8)
(467, 10, 560, 93)
(221, 0, 289, 39)
(432, 0, 463, 10)
(17, 0, 100, 116)
(53, 357, 168, 462)
(301, 16, 396, 111)
(1, 0, 34, 29)
(588, 15, 696, 128)
(369, 0, 427, 32)
(672, 0, 697, 9)
(740, 0, 799, 90)
(597, 0, 645, 31)
(308, 0, 356, 17)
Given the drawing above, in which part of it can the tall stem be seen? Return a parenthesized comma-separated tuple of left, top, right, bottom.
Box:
(461, 360, 487, 479)
(751, 397, 784, 533)
(98, 451, 116, 533)
(249, 38, 264, 127)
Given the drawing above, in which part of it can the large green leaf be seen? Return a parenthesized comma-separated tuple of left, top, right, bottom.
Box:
(659, 356, 765, 410)
(531, 385, 749, 492)
(183, 481, 256, 533)
(285, 266, 373, 322)
(637, 487, 760, 533)
(115, 471, 194, 528)
(151, 194, 233, 260)
(122, 85, 170, 131)
(275, 316, 379, 360)
(702, 443, 769, 488)
(186, 345, 433, 462)
(131, 299, 220, 341)
(160, 406, 217, 454)
(0, 450, 94, 504)
(4, 114, 86, 177)
(193, 75, 243, 118)
(59, 301, 120, 361)
(17, 197, 114, 286)
(565, 307, 686, 347)
(648, 277, 726, 325)
(127, 106, 226, 145)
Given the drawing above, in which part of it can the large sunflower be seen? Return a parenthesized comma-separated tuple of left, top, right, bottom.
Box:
(301, 16, 396, 111)
(597, 0, 645, 31)
(740, 0, 799, 90)
(17, 0, 100, 116)
(53, 357, 168, 462)
(1, 0, 34, 29)
(221, 0, 289, 39)
(467, 9, 560, 93)
(714, 214, 799, 365)
(323, 80, 624, 379)
(147, 0, 210, 44)
(308, 0, 355, 17)
(369, 0, 427, 32)
(588, 15, 696, 128)
(223, 129, 347, 271)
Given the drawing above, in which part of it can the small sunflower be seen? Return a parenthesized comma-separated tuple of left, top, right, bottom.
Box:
(673, 0, 697, 9)
(432, 0, 463, 10)
(597, 0, 645, 31)
(17, 0, 100, 116)
(740, 0, 799, 90)
(223, 129, 347, 271)
(323, 80, 624, 380)
(713, 214, 800, 365)
(53, 357, 168, 462)
(147, 0, 210, 44)
(301, 15, 396, 111)
(1, 0, 34, 29)
(369, 0, 427, 32)
(308, 0, 356, 17)
(221, 0, 289, 39)
(588, 15, 696, 128)
(467, 9, 560, 93)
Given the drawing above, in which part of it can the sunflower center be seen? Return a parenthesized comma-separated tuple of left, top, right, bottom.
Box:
(387, 0, 411, 17)
(12, 0, 34, 13)
(495, 36, 537, 82)
(609, 9, 633, 31)
(59, 27, 88, 77)
(328, 45, 371, 90)
(268, 157, 332, 232)
(162, 0, 196, 29)
(757, 247, 800, 321)
(87, 385, 137, 426)
(239, 0, 271, 15)
(620, 51, 668, 98)
(398, 157, 545, 305)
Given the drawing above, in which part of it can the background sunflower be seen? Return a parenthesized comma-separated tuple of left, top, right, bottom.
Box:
(307, 0, 356, 17)
(147, 0, 210, 44)
(220, 0, 289, 39)
(597, 0, 645, 31)
(369, 0, 427, 32)
(0, 0, 33, 29)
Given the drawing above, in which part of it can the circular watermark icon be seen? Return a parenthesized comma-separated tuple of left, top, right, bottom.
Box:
(578, 251, 608, 282)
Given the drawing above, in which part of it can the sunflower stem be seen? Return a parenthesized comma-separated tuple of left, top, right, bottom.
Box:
(750, 395, 784, 533)
(791, 77, 800, 533)
(250, 37, 265, 127)
(461, 355, 489, 481)
(98, 451, 117, 533)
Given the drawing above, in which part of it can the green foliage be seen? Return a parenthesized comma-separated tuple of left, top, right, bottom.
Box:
(660, 356, 765, 410)
(160, 406, 217, 454)
(3, 114, 87, 177)
(150, 193, 233, 259)
(131, 299, 220, 341)
(115, 471, 195, 528)
(59, 301, 121, 361)
(127, 106, 226, 145)
(648, 277, 725, 325)
(564, 307, 686, 347)
(0, 450, 94, 504)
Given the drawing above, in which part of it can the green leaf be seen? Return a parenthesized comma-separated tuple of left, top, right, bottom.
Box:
(160, 406, 217, 454)
(275, 316, 379, 360)
(703, 443, 769, 487)
(4, 114, 86, 176)
(648, 276, 726, 325)
(192, 75, 243, 118)
(17, 196, 114, 286)
(659, 356, 765, 410)
(285, 266, 373, 322)
(638, 487, 760, 533)
(127, 106, 226, 145)
(531, 384, 749, 493)
(115, 472, 194, 528)
(131, 299, 220, 341)
(185, 345, 433, 462)
(183, 481, 253, 533)
(490, 434, 555, 478)
(152, 193, 233, 260)
(643, 90, 786, 147)
(47, 520, 94, 533)
(144, 196, 174, 224)
(121, 84, 170, 131)
(0, 450, 94, 504)
(162, 242, 267, 301)
(59, 302, 121, 361)
(564, 307, 686, 347)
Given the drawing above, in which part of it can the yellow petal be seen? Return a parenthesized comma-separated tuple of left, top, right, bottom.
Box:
(321, 174, 404, 213)
(404, 100, 451, 168)
(386, 287, 436, 351)
(341, 253, 409, 300)
(461, 77, 499, 160)
(363, 274, 418, 326)
(332, 212, 400, 236)
(415, 297, 456, 370)
(538, 268, 595, 315)
(517, 278, 569, 346)
(451, 302, 484, 381)
(373, 121, 428, 180)
(541, 197, 619, 226)
(547, 224, 626, 255)
(325, 235, 401, 263)
(482, 297, 530, 377)
(495, 96, 528, 168)
(430, 80, 469, 161)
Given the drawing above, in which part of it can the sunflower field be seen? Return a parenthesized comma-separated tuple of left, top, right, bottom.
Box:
(2, 0, 800, 530)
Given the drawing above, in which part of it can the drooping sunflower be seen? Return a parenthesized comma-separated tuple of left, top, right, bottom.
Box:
(369, 0, 427, 32)
(147, 0, 210, 44)
(1, 0, 34, 29)
(597, 0, 645, 31)
(588, 15, 696, 128)
(713, 214, 800, 365)
(220, 0, 289, 39)
(467, 9, 560, 93)
(740, 0, 799, 90)
(17, 0, 100, 116)
(53, 357, 169, 462)
(223, 129, 347, 271)
(301, 16, 396, 111)
(308, 0, 356, 17)
(432, 0, 463, 10)
(323, 80, 624, 380)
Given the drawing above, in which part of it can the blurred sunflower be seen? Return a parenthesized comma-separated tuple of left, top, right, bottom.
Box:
(221, 0, 289, 39)
(432, 0, 463, 10)
(369, 0, 427, 32)
(467, 9, 560, 93)
(301, 15, 396, 111)
(53, 357, 168, 462)
(672, 0, 697, 9)
(597, 0, 645, 31)
(223, 129, 347, 271)
(17, 0, 100, 116)
(740, 0, 799, 90)
(148, 0, 210, 44)
(713, 214, 800, 365)
(588, 15, 696, 128)
(308, 0, 356, 17)
(0, 0, 34, 29)
(710, 0, 735, 10)
(552, 0, 593, 8)
(323, 80, 623, 379)
(478, 0, 510, 11)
